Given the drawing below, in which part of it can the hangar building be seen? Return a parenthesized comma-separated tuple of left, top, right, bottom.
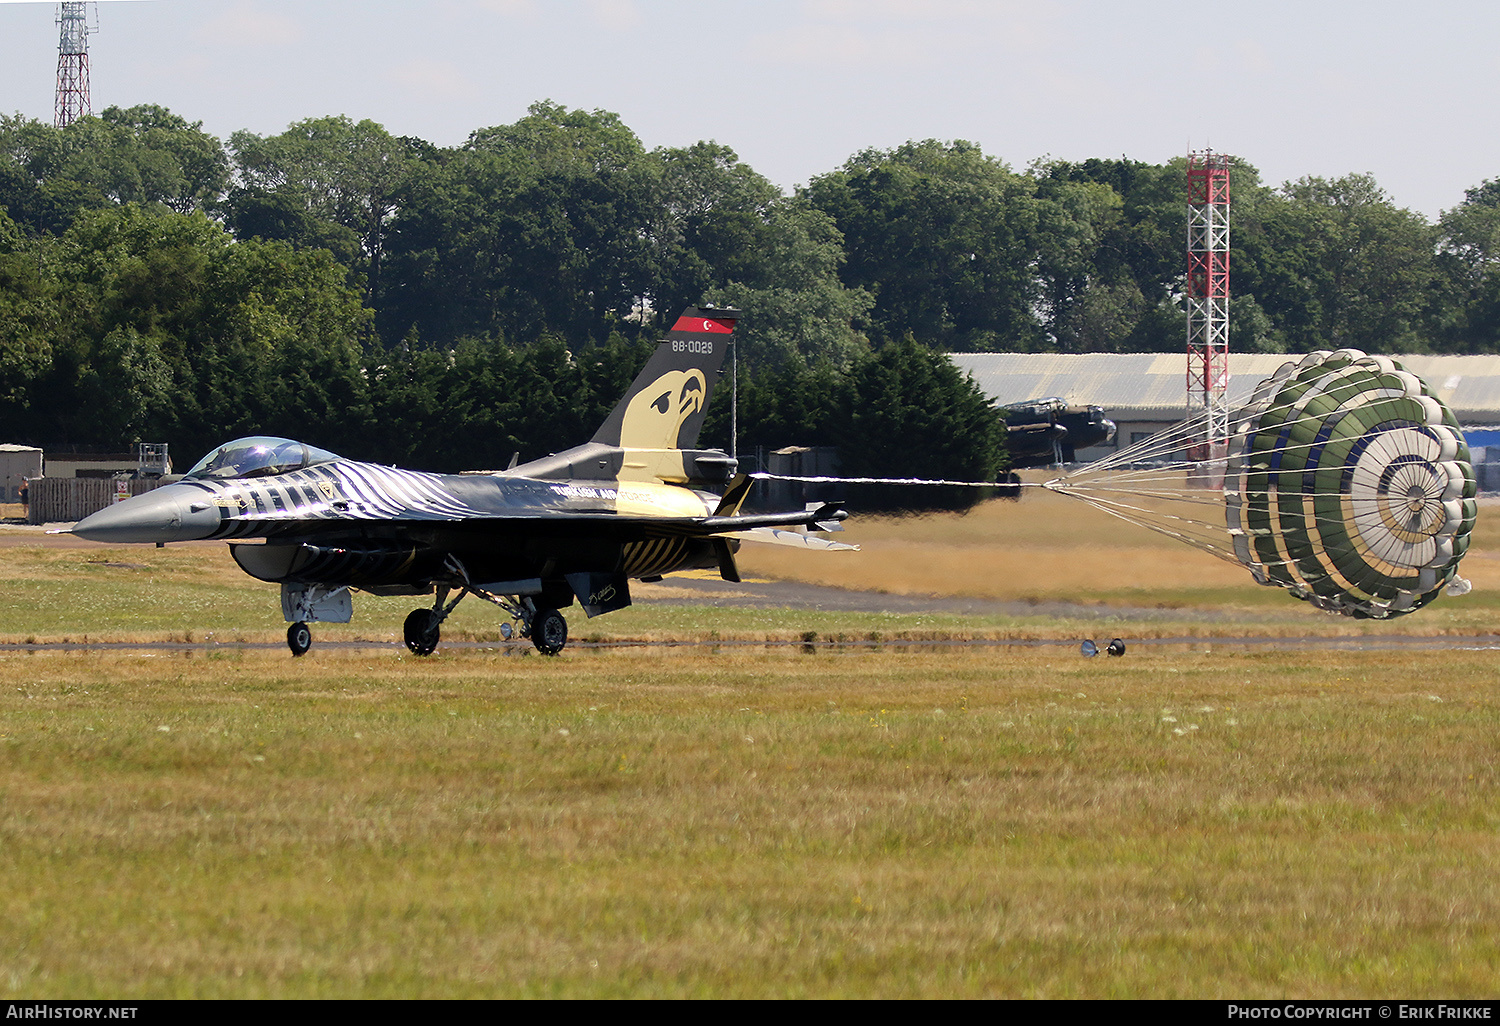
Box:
(952, 353, 1500, 485)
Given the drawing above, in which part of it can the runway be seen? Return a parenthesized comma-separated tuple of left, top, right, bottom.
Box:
(4, 630, 1497, 656)
(4, 524, 1494, 654)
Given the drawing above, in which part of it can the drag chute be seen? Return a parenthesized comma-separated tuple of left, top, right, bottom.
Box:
(1044, 349, 1476, 619)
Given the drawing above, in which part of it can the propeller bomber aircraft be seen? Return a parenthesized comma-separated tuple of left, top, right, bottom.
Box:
(61, 309, 850, 656)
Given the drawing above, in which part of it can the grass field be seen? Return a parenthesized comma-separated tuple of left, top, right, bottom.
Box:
(1, 495, 1497, 997)
(738, 483, 1500, 635)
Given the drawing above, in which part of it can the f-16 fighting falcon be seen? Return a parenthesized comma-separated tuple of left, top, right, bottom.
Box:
(61, 309, 850, 657)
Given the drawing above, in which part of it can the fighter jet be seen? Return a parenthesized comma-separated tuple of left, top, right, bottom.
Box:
(62, 308, 849, 656)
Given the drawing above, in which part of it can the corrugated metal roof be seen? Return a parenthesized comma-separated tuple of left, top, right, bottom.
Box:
(950, 353, 1500, 422)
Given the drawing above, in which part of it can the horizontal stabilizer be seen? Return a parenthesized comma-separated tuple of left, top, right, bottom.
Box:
(728, 527, 859, 551)
(690, 504, 848, 534)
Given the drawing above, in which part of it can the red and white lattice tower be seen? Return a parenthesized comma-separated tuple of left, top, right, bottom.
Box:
(55, 3, 95, 128)
(1186, 150, 1231, 459)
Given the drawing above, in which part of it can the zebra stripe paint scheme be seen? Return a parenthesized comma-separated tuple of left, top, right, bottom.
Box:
(181, 460, 717, 540)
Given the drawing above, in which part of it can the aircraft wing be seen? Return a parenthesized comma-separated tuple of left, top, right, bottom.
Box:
(214, 503, 847, 539)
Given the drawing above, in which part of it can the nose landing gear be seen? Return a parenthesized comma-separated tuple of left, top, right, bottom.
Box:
(287, 621, 312, 657)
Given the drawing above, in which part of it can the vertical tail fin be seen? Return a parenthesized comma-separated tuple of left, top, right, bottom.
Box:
(591, 307, 739, 450)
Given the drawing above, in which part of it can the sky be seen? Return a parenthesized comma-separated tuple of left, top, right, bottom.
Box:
(2, 0, 1498, 220)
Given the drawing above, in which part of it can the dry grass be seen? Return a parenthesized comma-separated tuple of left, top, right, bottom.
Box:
(2, 645, 1498, 998)
(740, 487, 1500, 633)
(0, 503, 1497, 997)
(4, 482, 1498, 642)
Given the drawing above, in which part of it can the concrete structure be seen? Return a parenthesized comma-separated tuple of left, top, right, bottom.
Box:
(755, 446, 841, 510)
(43, 451, 138, 480)
(41, 442, 171, 481)
(0, 444, 43, 504)
(952, 352, 1500, 466)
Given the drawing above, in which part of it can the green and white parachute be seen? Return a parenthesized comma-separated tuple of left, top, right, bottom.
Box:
(1045, 349, 1477, 619)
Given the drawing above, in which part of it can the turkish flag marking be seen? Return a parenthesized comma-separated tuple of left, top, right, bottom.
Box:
(671, 316, 735, 334)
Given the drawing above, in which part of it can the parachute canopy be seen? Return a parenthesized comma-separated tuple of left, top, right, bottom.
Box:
(1225, 349, 1475, 618)
(1046, 349, 1477, 619)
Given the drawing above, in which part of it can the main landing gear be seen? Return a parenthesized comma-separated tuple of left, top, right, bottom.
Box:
(403, 608, 440, 656)
(280, 561, 572, 658)
(530, 607, 568, 656)
(400, 557, 570, 657)
(402, 598, 568, 656)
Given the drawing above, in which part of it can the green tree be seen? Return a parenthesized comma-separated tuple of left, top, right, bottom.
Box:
(0, 208, 57, 433)
(1037, 156, 1306, 353)
(649, 141, 780, 322)
(382, 102, 660, 347)
(1242, 174, 1437, 352)
(1435, 179, 1500, 351)
(228, 116, 415, 305)
(699, 356, 848, 455)
(1036, 157, 1200, 352)
(647, 142, 871, 369)
(466, 101, 659, 339)
(710, 338, 1007, 511)
(1031, 171, 1130, 350)
(26, 205, 372, 455)
(704, 198, 872, 370)
(804, 140, 1043, 351)
(362, 329, 653, 473)
(834, 337, 1006, 483)
(0, 106, 227, 234)
(32, 205, 224, 442)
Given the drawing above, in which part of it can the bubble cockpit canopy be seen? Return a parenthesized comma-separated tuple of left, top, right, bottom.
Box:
(183, 437, 342, 481)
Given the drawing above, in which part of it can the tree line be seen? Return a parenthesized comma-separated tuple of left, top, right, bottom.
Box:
(5, 100, 1500, 483)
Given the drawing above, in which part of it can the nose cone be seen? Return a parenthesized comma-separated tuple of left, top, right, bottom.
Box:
(71, 484, 219, 544)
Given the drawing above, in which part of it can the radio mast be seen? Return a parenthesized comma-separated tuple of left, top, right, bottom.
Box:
(1186, 150, 1231, 461)
(55, 2, 97, 128)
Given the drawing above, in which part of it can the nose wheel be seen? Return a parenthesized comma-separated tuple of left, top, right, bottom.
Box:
(287, 621, 312, 657)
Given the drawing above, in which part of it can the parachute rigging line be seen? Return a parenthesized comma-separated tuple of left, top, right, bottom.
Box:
(1045, 348, 1477, 619)
(751, 349, 1476, 620)
(749, 472, 1018, 488)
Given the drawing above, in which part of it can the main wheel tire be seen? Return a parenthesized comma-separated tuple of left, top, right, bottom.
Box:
(531, 607, 567, 656)
(403, 608, 440, 656)
(287, 621, 312, 657)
